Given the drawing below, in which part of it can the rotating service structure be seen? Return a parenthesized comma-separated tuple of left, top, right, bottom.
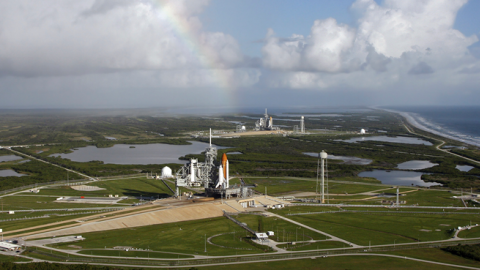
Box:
(175, 129, 252, 199)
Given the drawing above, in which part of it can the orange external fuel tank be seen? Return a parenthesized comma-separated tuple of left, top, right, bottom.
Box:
(221, 153, 228, 179)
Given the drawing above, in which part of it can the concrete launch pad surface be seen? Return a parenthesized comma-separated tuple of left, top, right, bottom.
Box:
(27, 203, 224, 239)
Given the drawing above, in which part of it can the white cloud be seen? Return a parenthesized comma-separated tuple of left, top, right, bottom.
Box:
(0, 0, 247, 83)
(261, 0, 479, 91)
(262, 18, 355, 73)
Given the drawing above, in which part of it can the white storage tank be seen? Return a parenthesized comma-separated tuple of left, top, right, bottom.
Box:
(360, 129, 366, 134)
(161, 166, 173, 178)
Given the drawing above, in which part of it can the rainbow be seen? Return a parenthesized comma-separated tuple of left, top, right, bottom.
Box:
(148, 0, 239, 109)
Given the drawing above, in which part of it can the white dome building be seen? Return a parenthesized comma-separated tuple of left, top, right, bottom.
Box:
(161, 166, 173, 178)
(360, 129, 366, 134)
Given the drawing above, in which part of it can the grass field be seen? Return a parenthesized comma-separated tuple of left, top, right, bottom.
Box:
(50, 217, 267, 256)
(234, 214, 328, 242)
(78, 249, 194, 259)
(273, 206, 480, 246)
(0, 253, 31, 262)
(243, 177, 388, 196)
(18, 177, 176, 198)
(277, 240, 346, 251)
(203, 254, 461, 270)
(387, 248, 480, 268)
(458, 226, 480, 238)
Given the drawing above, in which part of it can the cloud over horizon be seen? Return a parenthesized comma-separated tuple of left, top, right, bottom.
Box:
(261, 0, 479, 92)
(0, 0, 479, 108)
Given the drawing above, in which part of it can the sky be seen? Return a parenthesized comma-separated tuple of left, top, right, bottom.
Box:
(0, 0, 479, 110)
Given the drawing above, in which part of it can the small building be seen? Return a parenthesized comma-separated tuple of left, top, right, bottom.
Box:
(360, 129, 366, 134)
(255, 233, 268, 241)
(267, 231, 274, 236)
(0, 242, 22, 251)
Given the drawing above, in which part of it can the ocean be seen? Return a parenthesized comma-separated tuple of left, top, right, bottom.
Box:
(384, 106, 480, 147)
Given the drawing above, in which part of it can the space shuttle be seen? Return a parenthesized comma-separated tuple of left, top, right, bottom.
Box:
(215, 153, 229, 188)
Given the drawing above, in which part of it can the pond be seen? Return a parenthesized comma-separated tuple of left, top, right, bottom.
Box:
(358, 170, 441, 187)
(396, 160, 438, 170)
(0, 155, 23, 162)
(0, 169, 26, 177)
(50, 141, 230, 165)
(303, 153, 372, 165)
(456, 165, 474, 172)
(335, 136, 432, 145)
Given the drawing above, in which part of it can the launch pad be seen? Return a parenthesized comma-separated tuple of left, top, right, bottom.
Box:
(175, 129, 253, 199)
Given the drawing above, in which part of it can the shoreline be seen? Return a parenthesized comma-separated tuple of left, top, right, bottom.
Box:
(376, 107, 479, 148)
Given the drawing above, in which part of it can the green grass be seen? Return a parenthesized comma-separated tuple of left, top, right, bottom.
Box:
(78, 249, 193, 259)
(244, 177, 386, 196)
(210, 232, 260, 250)
(21, 177, 176, 198)
(387, 248, 480, 268)
(277, 240, 346, 251)
(0, 195, 121, 210)
(458, 226, 480, 238)
(274, 207, 480, 246)
(401, 190, 465, 207)
(0, 253, 32, 262)
(50, 217, 267, 256)
(0, 214, 99, 232)
(204, 254, 460, 270)
(234, 214, 328, 241)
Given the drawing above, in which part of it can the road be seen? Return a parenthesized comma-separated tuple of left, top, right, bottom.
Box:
(267, 212, 361, 248)
(5, 147, 95, 181)
(402, 123, 480, 165)
(13, 251, 480, 269)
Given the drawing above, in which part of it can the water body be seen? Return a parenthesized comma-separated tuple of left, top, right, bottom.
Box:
(456, 165, 474, 172)
(50, 141, 229, 165)
(335, 136, 432, 145)
(105, 137, 116, 140)
(0, 155, 22, 162)
(384, 106, 480, 147)
(226, 152, 243, 155)
(0, 169, 26, 177)
(397, 160, 438, 170)
(303, 152, 372, 165)
(359, 170, 441, 187)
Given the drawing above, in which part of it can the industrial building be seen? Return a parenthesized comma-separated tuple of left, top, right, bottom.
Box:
(175, 129, 253, 199)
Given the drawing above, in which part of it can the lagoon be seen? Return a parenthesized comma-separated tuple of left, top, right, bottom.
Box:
(0, 155, 23, 162)
(0, 169, 26, 177)
(335, 136, 432, 145)
(396, 160, 438, 170)
(359, 170, 441, 187)
(456, 165, 474, 172)
(50, 141, 229, 165)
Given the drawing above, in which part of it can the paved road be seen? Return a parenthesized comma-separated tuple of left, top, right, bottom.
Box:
(267, 212, 361, 248)
(5, 147, 95, 181)
(403, 123, 480, 165)
(13, 252, 480, 269)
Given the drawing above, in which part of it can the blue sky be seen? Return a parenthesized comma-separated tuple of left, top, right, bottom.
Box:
(0, 0, 479, 109)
